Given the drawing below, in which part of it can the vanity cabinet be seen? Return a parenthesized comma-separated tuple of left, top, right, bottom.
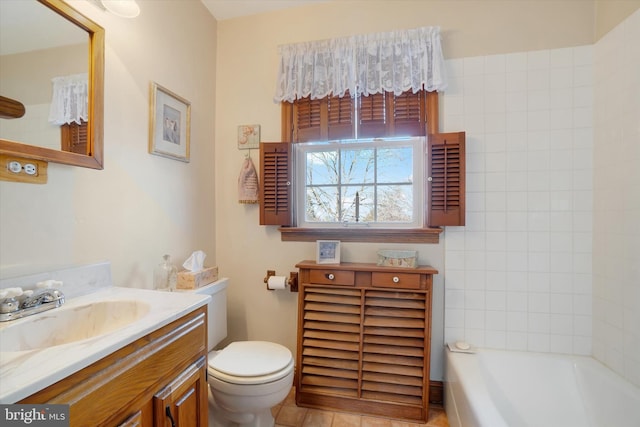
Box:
(19, 306, 208, 427)
(295, 261, 438, 422)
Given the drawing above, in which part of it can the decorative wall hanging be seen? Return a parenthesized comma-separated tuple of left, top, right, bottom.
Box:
(238, 155, 259, 204)
(149, 82, 191, 162)
(237, 124, 260, 150)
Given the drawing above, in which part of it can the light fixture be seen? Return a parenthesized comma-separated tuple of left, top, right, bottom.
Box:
(100, 0, 140, 18)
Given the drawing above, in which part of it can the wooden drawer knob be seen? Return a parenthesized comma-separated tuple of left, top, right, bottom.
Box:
(393, 276, 400, 283)
(325, 273, 335, 280)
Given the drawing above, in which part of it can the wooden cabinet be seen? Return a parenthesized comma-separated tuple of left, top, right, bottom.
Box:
(295, 261, 438, 422)
(154, 357, 208, 427)
(20, 306, 209, 427)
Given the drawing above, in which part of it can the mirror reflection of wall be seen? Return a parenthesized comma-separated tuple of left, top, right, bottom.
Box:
(0, 0, 88, 151)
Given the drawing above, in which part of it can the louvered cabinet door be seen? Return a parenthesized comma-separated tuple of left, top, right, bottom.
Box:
(362, 290, 428, 414)
(299, 286, 362, 397)
(295, 261, 437, 422)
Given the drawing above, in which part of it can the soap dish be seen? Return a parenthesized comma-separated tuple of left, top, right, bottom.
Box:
(447, 341, 476, 354)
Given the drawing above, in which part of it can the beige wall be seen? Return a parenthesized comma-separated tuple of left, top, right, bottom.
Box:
(2, 0, 638, 386)
(0, 0, 217, 287)
(213, 0, 639, 380)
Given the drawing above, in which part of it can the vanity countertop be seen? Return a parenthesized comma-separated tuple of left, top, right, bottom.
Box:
(0, 286, 209, 403)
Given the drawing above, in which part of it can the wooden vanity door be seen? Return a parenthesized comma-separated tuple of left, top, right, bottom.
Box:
(153, 357, 208, 427)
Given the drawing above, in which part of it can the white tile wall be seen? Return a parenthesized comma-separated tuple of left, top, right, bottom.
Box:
(593, 9, 640, 387)
(443, 44, 594, 356)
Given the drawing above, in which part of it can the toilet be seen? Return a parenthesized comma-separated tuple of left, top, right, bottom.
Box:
(190, 278, 294, 427)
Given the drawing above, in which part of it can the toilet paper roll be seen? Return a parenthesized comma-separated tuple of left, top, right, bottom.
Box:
(267, 275, 288, 290)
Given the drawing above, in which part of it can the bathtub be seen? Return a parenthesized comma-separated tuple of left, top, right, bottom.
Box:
(445, 347, 640, 427)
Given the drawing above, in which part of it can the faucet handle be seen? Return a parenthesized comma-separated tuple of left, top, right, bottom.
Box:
(36, 280, 63, 289)
(0, 297, 20, 313)
(1, 287, 24, 298)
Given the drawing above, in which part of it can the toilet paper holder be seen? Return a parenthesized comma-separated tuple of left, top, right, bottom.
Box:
(263, 270, 298, 292)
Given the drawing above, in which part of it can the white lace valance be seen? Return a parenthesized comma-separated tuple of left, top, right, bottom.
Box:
(274, 26, 447, 103)
(48, 73, 88, 125)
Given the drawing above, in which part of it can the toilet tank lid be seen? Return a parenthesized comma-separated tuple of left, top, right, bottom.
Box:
(208, 341, 292, 377)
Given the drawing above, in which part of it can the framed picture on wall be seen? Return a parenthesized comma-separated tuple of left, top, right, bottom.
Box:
(149, 82, 191, 162)
(316, 240, 341, 264)
(237, 124, 260, 150)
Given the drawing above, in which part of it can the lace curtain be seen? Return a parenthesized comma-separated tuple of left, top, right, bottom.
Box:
(274, 26, 447, 103)
(48, 73, 88, 125)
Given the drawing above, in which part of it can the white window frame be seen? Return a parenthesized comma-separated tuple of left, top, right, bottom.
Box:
(294, 137, 425, 229)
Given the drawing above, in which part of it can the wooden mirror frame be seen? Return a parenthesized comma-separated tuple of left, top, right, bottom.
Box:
(0, 0, 105, 170)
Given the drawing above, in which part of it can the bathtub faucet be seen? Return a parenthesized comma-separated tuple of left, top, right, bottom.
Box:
(0, 288, 65, 322)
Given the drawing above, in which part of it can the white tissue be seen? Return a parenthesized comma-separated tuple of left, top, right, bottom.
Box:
(183, 250, 206, 272)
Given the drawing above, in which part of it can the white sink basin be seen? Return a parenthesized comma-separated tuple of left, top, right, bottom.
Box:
(0, 300, 150, 352)
(0, 286, 210, 403)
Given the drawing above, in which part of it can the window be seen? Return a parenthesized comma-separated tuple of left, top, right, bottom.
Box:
(295, 137, 424, 229)
(260, 89, 465, 243)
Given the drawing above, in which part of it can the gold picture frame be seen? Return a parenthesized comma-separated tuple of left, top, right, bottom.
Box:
(149, 82, 190, 162)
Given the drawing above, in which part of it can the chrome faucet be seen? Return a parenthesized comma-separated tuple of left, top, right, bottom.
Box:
(0, 288, 65, 322)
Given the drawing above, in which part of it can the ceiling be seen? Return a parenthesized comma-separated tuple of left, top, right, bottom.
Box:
(200, 0, 327, 21)
(0, 1, 327, 55)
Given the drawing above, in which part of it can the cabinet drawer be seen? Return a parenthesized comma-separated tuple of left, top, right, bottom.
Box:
(309, 269, 355, 286)
(372, 272, 421, 289)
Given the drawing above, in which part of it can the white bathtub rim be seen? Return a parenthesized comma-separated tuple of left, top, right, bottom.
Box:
(445, 348, 509, 427)
(445, 347, 640, 427)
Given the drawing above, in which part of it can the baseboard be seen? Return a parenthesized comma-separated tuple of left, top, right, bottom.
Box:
(429, 380, 444, 405)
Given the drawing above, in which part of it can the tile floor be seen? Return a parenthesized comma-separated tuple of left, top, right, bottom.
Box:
(272, 389, 449, 427)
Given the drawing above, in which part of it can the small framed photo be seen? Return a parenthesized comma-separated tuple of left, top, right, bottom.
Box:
(237, 124, 260, 149)
(316, 240, 341, 264)
(149, 82, 191, 162)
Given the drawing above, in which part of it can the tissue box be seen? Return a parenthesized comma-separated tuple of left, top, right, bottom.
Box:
(176, 266, 218, 289)
(376, 250, 418, 268)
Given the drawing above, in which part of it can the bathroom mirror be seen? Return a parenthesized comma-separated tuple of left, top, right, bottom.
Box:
(0, 0, 105, 169)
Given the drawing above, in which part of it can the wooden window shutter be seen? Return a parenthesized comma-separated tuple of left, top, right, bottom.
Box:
(359, 91, 427, 138)
(327, 94, 354, 140)
(427, 132, 466, 226)
(290, 90, 430, 142)
(392, 90, 427, 136)
(61, 120, 89, 155)
(293, 94, 354, 142)
(358, 93, 387, 138)
(293, 97, 322, 142)
(260, 142, 292, 226)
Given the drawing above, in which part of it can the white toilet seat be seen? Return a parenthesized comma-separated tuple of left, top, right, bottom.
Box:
(207, 341, 294, 385)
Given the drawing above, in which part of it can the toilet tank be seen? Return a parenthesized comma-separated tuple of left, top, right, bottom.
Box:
(189, 278, 228, 352)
